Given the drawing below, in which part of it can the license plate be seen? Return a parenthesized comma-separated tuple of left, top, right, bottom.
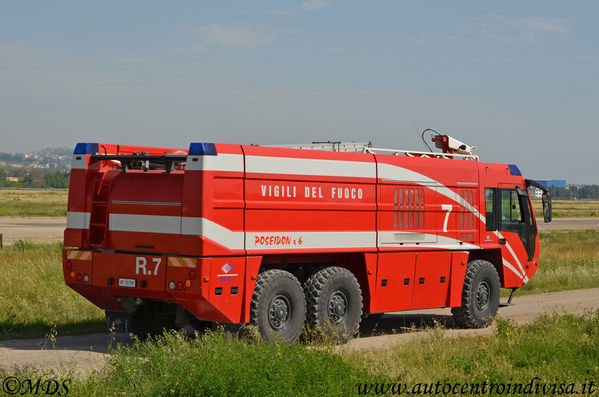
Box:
(118, 278, 136, 288)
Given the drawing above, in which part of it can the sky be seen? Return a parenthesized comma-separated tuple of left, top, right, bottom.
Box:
(1, 1, 598, 183)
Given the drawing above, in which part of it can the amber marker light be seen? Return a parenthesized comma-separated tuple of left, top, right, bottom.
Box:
(185, 280, 192, 288)
(70, 271, 76, 278)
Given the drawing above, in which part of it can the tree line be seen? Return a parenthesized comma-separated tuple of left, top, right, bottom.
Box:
(545, 185, 599, 200)
(0, 168, 70, 189)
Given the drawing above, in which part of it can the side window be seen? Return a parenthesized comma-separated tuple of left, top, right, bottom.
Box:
(485, 188, 497, 231)
(501, 190, 522, 224)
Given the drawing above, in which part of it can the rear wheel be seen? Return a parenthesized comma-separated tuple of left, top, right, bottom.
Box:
(250, 269, 306, 343)
(304, 266, 363, 343)
(451, 260, 500, 328)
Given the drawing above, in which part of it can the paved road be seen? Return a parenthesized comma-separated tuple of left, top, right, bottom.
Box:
(0, 217, 65, 245)
(537, 217, 599, 231)
(1, 288, 597, 373)
(0, 217, 597, 246)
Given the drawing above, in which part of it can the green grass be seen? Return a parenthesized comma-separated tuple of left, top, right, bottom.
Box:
(0, 242, 104, 339)
(520, 230, 599, 295)
(343, 311, 599, 390)
(0, 189, 67, 217)
(532, 199, 599, 218)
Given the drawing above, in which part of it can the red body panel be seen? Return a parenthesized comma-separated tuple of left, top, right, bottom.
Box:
(63, 142, 541, 322)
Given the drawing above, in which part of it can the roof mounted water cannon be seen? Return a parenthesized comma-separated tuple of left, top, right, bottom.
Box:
(432, 135, 477, 156)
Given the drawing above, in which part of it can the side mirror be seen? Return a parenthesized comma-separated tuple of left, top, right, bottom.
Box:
(542, 193, 552, 223)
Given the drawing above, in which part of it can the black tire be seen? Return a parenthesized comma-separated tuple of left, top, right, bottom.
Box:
(451, 259, 500, 328)
(304, 266, 363, 343)
(250, 269, 306, 343)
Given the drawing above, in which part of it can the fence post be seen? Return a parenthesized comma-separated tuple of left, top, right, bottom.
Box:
(0, 233, 3, 249)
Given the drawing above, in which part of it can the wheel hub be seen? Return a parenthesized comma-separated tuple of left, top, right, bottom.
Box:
(269, 295, 290, 330)
(476, 281, 490, 311)
(328, 291, 348, 325)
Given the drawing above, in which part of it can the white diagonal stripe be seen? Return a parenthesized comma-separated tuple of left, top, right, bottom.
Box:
(378, 163, 485, 223)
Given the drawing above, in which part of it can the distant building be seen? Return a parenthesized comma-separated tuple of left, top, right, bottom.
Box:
(528, 187, 543, 199)
(6, 176, 19, 182)
(527, 179, 566, 199)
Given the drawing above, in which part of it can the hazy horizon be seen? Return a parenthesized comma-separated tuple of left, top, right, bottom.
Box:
(1, 1, 598, 183)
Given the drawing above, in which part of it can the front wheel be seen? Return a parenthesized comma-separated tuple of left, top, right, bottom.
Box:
(451, 260, 500, 328)
(250, 269, 306, 343)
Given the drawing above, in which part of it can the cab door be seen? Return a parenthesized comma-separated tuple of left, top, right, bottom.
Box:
(485, 187, 536, 286)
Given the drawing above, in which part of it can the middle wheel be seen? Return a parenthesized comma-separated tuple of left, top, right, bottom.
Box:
(304, 266, 363, 342)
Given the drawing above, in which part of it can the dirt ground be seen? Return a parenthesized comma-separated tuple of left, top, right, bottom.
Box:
(1, 287, 597, 375)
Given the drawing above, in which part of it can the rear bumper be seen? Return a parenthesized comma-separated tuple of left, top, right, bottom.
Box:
(63, 249, 262, 323)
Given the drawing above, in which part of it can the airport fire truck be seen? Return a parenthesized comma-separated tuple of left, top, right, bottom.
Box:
(62, 134, 551, 342)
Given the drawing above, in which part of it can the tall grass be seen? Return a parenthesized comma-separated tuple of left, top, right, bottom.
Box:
(74, 330, 382, 396)
(521, 230, 599, 294)
(0, 242, 104, 339)
(0, 189, 67, 217)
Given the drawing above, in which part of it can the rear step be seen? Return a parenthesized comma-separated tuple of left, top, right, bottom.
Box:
(499, 288, 517, 307)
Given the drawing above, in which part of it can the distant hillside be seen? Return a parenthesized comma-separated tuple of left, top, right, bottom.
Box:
(0, 147, 71, 169)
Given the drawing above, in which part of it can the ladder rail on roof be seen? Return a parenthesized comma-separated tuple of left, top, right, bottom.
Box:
(262, 140, 478, 160)
(364, 147, 479, 161)
(264, 141, 372, 153)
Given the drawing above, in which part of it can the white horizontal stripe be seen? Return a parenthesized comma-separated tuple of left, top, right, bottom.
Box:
(109, 214, 181, 234)
(378, 232, 480, 250)
(245, 155, 376, 179)
(71, 155, 88, 170)
(66, 211, 90, 229)
(247, 231, 376, 250)
(112, 200, 181, 206)
(181, 217, 244, 250)
(185, 153, 244, 172)
(378, 163, 485, 224)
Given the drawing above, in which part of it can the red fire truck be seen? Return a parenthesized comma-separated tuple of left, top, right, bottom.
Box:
(62, 135, 551, 342)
